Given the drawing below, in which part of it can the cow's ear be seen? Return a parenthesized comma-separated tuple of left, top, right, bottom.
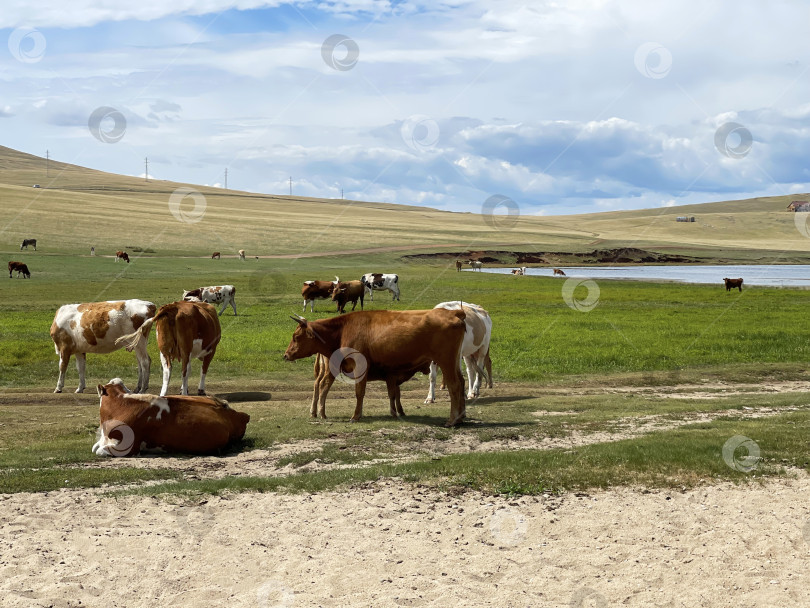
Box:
(97, 384, 107, 396)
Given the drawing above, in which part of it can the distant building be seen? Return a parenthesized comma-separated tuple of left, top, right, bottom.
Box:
(676, 216, 696, 222)
(787, 201, 810, 212)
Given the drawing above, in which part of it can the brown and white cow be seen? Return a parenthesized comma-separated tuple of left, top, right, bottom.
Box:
(723, 277, 743, 292)
(510, 268, 523, 275)
(284, 308, 467, 426)
(302, 278, 339, 312)
(115, 251, 130, 263)
(50, 299, 156, 393)
(8, 261, 30, 278)
(182, 285, 237, 316)
(360, 273, 400, 302)
(425, 301, 493, 403)
(553, 268, 566, 276)
(331, 279, 365, 314)
(238, 249, 246, 261)
(117, 301, 221, 396)
(92, 378, 249, 457)
(20, 238, 36, 251)
(310, 353, 429, 419)
(211, 251, 221, 259)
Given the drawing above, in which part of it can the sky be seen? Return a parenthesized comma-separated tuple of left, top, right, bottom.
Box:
(1, 0, 809, 216)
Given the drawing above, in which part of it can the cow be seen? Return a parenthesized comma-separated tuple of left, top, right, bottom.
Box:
(211, 251, 221, 259)
(182, 285, 237, 316)
(115, 251, 130, 263)
(50, 299, 156, 394)
(90, 247, 95, 256)
(467, 260, 483, 271)
(724, 277, 743, 292)
(360, 273, 400, 302)
(510, 268, 523, 275)
(284, 308, 467, 426)
(310, 353, 429, 419)
(331, 280, 365, 314)
(455, 260, 463, 272)
(553, 268, 566, 276)
(302, 278, 339, 312)
(92, 378, 249, 457)
(238, 249, 246, 261)
(425, 301, 493, 403)
(116, 301, 221, 397)
(8, 261, 30, 278)
(20, 239, 36, 251)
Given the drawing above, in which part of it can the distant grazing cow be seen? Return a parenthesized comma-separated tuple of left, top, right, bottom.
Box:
(284, 308, 467, 426)
(90, 247, 95, 256)
(92, 378, 249, 457)
(50, 299, 156, 394)
(182, 285, 237, 316)
(238, 249, 246, 261)
(211, 251, 221, 259)
(723, 277, 743, 292)
(302, 278, 339, 312)
(425, 301, 493, 403)
(360, 273, 400, 302)
(455, 260, 463, 272)
(467, 260, 483, 271)
(20, 239, 36, 251)
(8, 261, 30, 278)
(511, 268, 526, 275)
(115, 251, 130, 263)
(117, 301, 221, 396)
(309, 353, 429, 419)
(331, 280, 365, 314)
(553, 268, 566, 276)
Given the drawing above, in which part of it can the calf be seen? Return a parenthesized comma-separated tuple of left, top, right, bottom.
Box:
(284, 308, 467, 426)
(20, 239, 36, 251)
(182, 285, 237, 316)
(467, 260, 483, 271)
(331, 280, 365, 314)
(310, 353, 429, 419)
(92, 379, 249, 456)
(302, 278, 339, 312)
(8, 261, 30, 278)
(115, 251, 130, 263)
(360, 273, 400, 302)
(724, 277, 743, 292)
(117, 301, 221, 396)
(50, 299, 156, 393)
(211, 251, 221, 259)
(425, 301, 493, 403)
(238, 249, 246, 261)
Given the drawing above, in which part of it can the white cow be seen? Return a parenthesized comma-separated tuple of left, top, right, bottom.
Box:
(238, 249, 246, 261)
(425, 301, 492, 403)
(49, 299, 156, 393)
(467, 260, 483, 271)
(360, 273, 400, 302)
(182, 285, 237, 316)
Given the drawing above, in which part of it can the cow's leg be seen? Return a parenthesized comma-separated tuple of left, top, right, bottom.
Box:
(311, 355, 334, 418)
(386, 378, 400, 418)
(438, 358, 466, 427)
(218, 301, 227, 316)
(134, 340, 150, 393)
(464, 354, 479, 399)
(75, 353, 87, 393)
(484, 350, 493, 388)
(393, 381, 406, 417)
(317, 370, 335, 419)
(159, 352, 172, 396)
(424, 361, 438, 404)
(55, 351, 70, 393)
(198, 351, 215, 395)
(350, 379, 368, 421)
(179, 351, 192, 396)
(230, 298, 237, 316)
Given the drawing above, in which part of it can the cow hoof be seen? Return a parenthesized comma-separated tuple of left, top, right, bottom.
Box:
(424, 398, 435, 404)
(54, 389, 62, 394)
(197, 390, 207, 396)
(75, 388, 84, 394)
(349, 418, 360, 423)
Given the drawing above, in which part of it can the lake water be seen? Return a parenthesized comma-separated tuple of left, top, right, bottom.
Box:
(472, 265, 810, 287)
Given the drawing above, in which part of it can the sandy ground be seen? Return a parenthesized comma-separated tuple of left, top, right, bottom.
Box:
(2, 478, 810, 608)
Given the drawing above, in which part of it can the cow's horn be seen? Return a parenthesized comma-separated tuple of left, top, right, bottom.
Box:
(289, 315, 307, 325)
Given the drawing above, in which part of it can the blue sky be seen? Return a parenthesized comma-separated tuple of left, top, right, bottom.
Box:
(2, 1, 809, 216)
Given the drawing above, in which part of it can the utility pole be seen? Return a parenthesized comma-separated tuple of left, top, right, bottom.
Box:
(341, 187, 344, 199)
(144, 157, 149, 182)
(224, 168, 228, 190)
(46, 149, 49, 178)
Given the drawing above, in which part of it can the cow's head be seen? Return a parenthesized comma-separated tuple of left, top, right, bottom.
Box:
(283, 315, 326, 361)
(330, 282, 347, 301)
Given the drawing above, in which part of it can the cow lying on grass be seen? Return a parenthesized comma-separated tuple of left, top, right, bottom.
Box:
(92, 378, 249, 456)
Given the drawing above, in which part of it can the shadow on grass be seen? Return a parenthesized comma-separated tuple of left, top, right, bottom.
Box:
(218, 391, 272, 402)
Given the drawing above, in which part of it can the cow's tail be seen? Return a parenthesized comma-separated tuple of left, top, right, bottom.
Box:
(115, 312, 162, 352)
